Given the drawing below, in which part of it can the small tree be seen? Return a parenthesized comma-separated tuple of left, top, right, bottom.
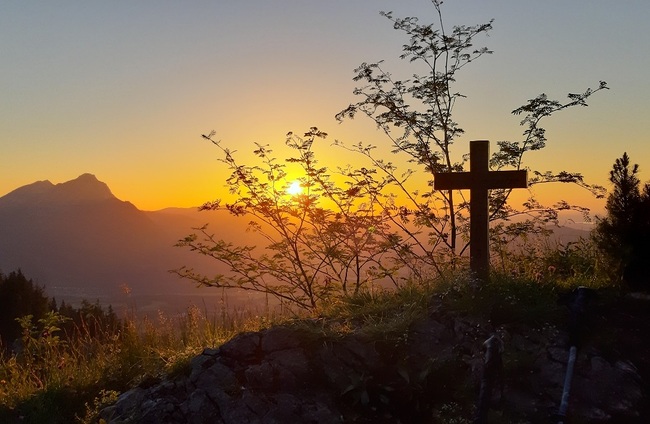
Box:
(335, 0, 607, 274)
(178, 1, 607, 310)
(594, 153, 650, 287)
(175, 129, 399, 311)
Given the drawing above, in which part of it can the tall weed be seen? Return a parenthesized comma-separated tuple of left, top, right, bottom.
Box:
(0, 304, 276, 423)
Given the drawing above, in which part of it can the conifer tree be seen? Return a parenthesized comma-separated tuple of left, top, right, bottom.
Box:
(0, 270, 49, 347)
(595, 153, 650, 287)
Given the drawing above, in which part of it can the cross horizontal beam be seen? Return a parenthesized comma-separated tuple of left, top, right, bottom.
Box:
(434, 140, 528, 282)
(434, 170, 528, 191)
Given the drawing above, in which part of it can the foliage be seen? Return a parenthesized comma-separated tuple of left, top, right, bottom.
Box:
(0, 243, 609, 422)
(0, 297, 273, 423)
(15, 312, 71, 377)
(0, 270, 123, 354)
(0, 270, 50, 349)
(335, 0, 607, 265)
(175, 128, 400, 311)
(315, 283, 432, 340)
(493, 234, 609, 288)
(291, 264, 593, 422)
(435, 230, 612, 327)
(594, 152, 650, 287)
(177, 0, 607, 310)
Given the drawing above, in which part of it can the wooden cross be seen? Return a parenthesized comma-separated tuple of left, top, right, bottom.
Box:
(434, 140, 528, 281)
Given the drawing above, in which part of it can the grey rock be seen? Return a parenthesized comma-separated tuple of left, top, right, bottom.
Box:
(102, 308, 645, 423)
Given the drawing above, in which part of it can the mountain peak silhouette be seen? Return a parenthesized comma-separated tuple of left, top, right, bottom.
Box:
(54, 173, 115, 202)
(0, 174, 117, 207)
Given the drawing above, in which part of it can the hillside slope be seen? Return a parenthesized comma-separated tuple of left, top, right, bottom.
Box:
(0, 174, 261, 313)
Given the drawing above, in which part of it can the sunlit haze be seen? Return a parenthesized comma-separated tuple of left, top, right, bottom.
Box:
(2, 1, 648, 216)
(287, 181, 303, 197)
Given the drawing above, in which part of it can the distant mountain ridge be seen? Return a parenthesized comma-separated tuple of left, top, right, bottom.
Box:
(0, 174, 590, 313)
(0, 173, 116, 207)
(0, 174, 258, 313)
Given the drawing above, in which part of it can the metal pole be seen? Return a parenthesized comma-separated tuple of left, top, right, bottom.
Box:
(474, 334, 503, 424)
(556, 345, 577, 423)
(554, 286, 594, 423)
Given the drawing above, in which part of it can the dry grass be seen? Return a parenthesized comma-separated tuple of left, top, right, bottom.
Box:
(0, 304, 282, 424)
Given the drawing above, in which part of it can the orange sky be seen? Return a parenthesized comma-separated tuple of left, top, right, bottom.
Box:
(2, 1, 649, 218)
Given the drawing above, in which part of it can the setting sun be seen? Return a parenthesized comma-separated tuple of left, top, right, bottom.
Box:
(287, 181, 303, 196)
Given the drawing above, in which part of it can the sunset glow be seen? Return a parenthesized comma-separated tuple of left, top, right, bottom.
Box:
(0, 1, 648, 214)
(287, 181, 303, 197)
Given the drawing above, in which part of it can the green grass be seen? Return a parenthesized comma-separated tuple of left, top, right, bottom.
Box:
(0, 305, 280, 424)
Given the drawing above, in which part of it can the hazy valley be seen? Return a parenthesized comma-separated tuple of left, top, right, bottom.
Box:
(0, 174, 267, 315)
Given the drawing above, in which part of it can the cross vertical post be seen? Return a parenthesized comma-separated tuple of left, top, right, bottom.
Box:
(469, 140, 490, 281)
(434, 140, 528, 282)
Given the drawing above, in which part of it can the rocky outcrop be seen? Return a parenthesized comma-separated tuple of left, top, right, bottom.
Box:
(101, 300, 645, 423)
